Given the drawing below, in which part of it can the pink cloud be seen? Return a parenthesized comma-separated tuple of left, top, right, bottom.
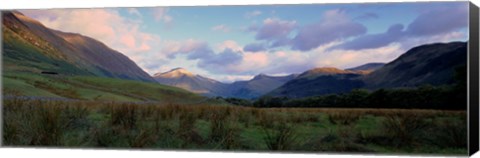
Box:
(216, 40, 242, 52)
(120, 34, 136, 48)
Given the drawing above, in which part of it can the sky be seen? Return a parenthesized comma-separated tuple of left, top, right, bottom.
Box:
(20, 1, 469, 83)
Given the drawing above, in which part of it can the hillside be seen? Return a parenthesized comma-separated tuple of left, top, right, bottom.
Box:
(268, 42, 466, 98)
(153, 68, 296, 99)
(268, 67, 364, 98)
(227, 74, 297, 99)
(363, 42, 467, 88)
(346, 63, 385, 74)
(153, 68, 297, 99)
(2, 11, 155, 82)
(153, 68, 228, 96)
(3, 71, 207, 104)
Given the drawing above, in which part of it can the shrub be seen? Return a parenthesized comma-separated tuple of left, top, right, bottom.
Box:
(382, 112, 428, 147)
(177, 109, 203, 146)
(110, 103, 137, 130)
(261, 122, 299, 150)
(209, 111, 240, 149)
(129, 130, 158, 148)
(431, 119, 467, 148)
(29, 103, 66, 146)
(328, 111, 361, 125)
(64, 104, 90, 130)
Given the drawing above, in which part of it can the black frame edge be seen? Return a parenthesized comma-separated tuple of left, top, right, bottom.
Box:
(469, 1, 480, 156)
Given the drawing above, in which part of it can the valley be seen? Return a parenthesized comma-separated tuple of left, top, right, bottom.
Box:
(1, 8, 469, 155)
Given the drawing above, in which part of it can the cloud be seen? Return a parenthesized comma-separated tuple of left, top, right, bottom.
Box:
(354, 12, 379, 20)
(211, 24, 230, 33)
(20, 4, 468, 82)
(243, 42, 402, 76)
(291, 9, 367, 51)
(151, 7, 173, 25)
(336, 4, 468, 51)
(338, 24, 405, 50)
(155, 38, 405, 78)
(243, 43, 266, 52)
(185, 44, 215, 60)
(160, 39, 209, 59)
(254, 18, 296, 41)
(216, 40, 242, 52)
(158, 39, 244, 74)
(243, 52, 270, 67)
(197, 48, 243, 74)
(247, 6, 466, 53)
(245, 10, 262, 18)
(312, 43, 404, 69)
(246, 18, 297, 49)
(405, 4, 468, 36)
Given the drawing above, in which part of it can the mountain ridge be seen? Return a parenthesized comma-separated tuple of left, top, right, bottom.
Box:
(3, 11, 155, 82)
(153, 68, 297, 99)
(267, 41, 467, 98)
(363, 41, 467, 88)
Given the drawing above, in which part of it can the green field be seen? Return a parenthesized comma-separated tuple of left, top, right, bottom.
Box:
(2, 73, 468, 155)
(2, 96, 467, 155)
(3, 72, 207, 104)
(2, 9, 469, 155)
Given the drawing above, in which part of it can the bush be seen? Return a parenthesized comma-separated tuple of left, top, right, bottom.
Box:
(177, 109, 203, 146)
(209, 112, 240, 149)
(110, 103, 137, 130)
(382, 112, 428, 147)
(261, 122, 299, 150)
(328, 112, 361, 125)
(430, 119, 467, 148)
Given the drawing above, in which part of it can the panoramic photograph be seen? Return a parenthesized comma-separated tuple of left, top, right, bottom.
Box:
(2, 1, 469, 155)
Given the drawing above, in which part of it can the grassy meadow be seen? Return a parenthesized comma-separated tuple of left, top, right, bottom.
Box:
(3, 72, 205, 103)
(2, 72, 468, 155)
(2, 8, 469, 156)
(3, 94, 467, 154)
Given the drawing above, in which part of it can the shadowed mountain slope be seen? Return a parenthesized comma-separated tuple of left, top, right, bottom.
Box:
(2, 11, 155, 82)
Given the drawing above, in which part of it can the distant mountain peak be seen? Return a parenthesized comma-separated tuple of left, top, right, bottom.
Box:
(298, 67, 350, 78)
(154, 67, 195, 78)
(171, 67, 186, 71)
(310, 67, 346, 72)
(253, 73, 269, 79)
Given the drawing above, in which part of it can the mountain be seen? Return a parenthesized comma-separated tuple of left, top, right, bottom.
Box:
(268, 67, 364, 98)
(153, 68, 296, 99)
(268, 42, 467, 98)
(227, 73, 297, 99)
(296, 67, 356, 79)
(2, 11, 155, 82)
(363, 42, 467, 88)
(153, 68, 228, 96)
(346, 63, 385, 74)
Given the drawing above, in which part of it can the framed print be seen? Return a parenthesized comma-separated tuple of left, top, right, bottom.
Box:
(1, 1, 479, 156)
